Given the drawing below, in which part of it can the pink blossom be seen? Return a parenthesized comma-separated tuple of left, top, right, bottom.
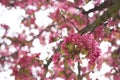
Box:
(61, 33, 101, 67)
(52, 52, 60, 64)
(114, 74, 120, 80)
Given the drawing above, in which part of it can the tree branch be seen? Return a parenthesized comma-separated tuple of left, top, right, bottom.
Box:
(60, 12, 79, 31)
(82, 0, 114, 15)
(79, 0, 120, 34)
(43, 56, 52, 78)
(77, 62, 82, 80)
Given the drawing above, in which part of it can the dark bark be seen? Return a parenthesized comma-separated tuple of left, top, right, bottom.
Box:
(79, 0, 120, 34)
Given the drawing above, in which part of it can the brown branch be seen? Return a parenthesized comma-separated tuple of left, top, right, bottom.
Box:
(82, 0, 114, 15)
(77, 62, 80, 80)
(44, 56, 52, 73)
(60, 12, 79, 31)
(77, 62, 83, 80)
(79, 0, 120, 34)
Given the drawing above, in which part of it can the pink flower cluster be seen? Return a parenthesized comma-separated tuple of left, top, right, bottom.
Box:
(52, 52, 60, 64)
(12, 52, 40, 80)
(61, 33, 101, 67)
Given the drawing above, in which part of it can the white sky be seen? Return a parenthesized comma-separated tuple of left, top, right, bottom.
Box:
(0, 1, 119, 80)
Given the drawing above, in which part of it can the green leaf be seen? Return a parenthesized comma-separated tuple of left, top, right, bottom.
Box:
(81, 48, 89, 56)
(67, 43, 75, 52)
